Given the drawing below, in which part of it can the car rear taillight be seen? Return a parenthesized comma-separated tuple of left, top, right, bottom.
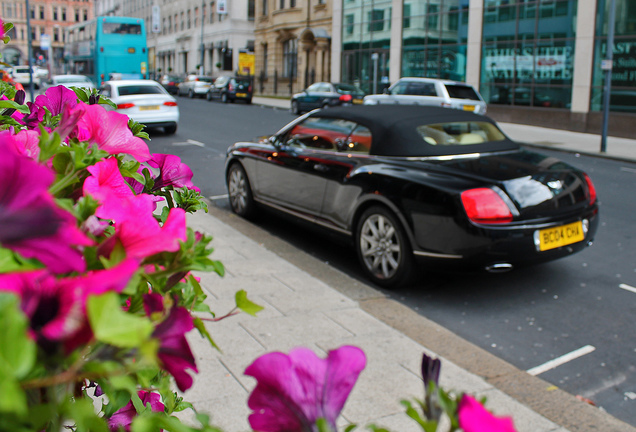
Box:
(583, 173, 597, 205)
(248, 84, 252, 92)
(441, 102, 452, 108)
(163, 101, 178, 107)
(461, 188, 513, 224)
(116, 103, 135, 109)
(339, 94, 353, 103)
(228, 82, 234, 92)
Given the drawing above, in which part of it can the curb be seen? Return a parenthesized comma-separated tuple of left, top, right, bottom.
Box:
(205, 202, 636, 432)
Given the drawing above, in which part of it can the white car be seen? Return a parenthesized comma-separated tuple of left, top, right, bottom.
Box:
(177, 75, 214, 98)
(363, 77, 488, 115)
(11, 65, 48, 89)
(99, 80, 179, 135)
(41, 74, 96, 93)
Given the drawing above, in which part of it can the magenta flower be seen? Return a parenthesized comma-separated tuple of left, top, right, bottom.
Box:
(151, 304, 198, 392)
(34, 85, 79, 117)
(245, 346, 366, 432)
(0, 259, 138, 352)
(76, 104, 151, 162)
(0, 139, 90, 273)
(13, 129, 42, 159)
(83, 158, 135, 219)
(108, 391, 165, 432)
(148, 154, 200, 192)
(55, 102, 87, 143)
(458, 395, 517, 432)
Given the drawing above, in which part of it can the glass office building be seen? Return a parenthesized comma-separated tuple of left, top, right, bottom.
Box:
(334, 0, 636, 136)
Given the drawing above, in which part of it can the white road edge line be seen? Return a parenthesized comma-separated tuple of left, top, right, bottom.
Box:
(620, 167, 636, 173)
(619, 283, 636, 294)
(527, 345, 596, 376)
(208, 194, 229, 201)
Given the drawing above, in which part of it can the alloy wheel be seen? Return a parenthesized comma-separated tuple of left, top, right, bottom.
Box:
(359, 213, 402, 281)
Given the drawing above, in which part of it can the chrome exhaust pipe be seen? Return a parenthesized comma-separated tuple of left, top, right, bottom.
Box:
(485, 263, 514, 273)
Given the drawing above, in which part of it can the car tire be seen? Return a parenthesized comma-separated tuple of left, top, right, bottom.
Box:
(164, 124, 177, 135)
(227, 163, 256, 219)
(221, 93, 229, 103)
(245, 98, 252, 104)
(291, 100, 300, 115)
(206, 91, 213, 101)
(188, 89, 194, 98)
(355, 206, 413, 288)
(322, 102, 329, 109)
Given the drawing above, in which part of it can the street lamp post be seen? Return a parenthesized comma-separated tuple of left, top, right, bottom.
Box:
(199, 0, 205, 75)
(600, 0, 616, 153)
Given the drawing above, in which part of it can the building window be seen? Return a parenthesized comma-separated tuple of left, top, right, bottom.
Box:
(262, 0, 268, 15)
(368, 9, 384, 32)
(30, 6, 35, 19)
(75, 9, 79, 21)
(263, 43, 268, 77)
(248, 0, 255, 20)
(427, 5, 438, 30)
(403, 3, 411, 29)
(62, 8, 66, 20)
(187, 9, 191, 29)
(283, 38, 297, 78)
(83, 9, 87, 20)
(210, 2, 215, 23)
(54, 28, 59, 42)
(345, 14, 354, 35)
(39, 6, 44, 19)
(53, 7, 58, 20)
(290, 0, 295, 7)
(280, 0, 284, 9)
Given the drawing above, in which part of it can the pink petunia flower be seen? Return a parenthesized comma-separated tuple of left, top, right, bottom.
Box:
(0, 259, 138, 352)
(108, 391, 165, 432)
(0, 139, 91, 273)
(34, 85, 79, 117)
(458, 394, 517, 432)
(147, 154, 200, 192)
(83, 157, 135, 219)
(245, 346, 366, 432)
(76, 104, 151, 162)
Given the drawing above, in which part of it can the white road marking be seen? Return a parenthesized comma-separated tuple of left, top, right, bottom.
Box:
(208, 194, 229, 201)
(620, 167, 636, 173)
(625, 392, 636, 400)
(172, 139, 205, 147)
(527, 345, 596, 376)
(619, 284, 636, 294)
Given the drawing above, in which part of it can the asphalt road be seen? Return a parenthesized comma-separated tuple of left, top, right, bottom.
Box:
(146, 95, 636, 427)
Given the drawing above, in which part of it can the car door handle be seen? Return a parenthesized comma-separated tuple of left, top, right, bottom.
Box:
(313, 163, 329, 173)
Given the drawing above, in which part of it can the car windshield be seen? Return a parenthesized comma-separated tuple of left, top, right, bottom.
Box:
(55, 76, 91, 84)
(118, 85, 164, 95)
(197, 77, 214, 83)
(416, 122, 506, 146)
(335, 84, 363, 94)
(445, 85, 480, 101)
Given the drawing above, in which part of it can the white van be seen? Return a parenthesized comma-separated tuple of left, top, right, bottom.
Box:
(363, 77, 487, 114)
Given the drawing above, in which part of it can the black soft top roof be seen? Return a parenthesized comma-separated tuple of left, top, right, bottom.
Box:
(309, 105, 520, 157)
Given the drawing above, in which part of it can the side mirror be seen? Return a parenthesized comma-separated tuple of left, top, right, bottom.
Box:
(383, 87, 390, 94)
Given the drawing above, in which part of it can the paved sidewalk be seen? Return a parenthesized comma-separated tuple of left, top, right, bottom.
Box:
(179, 206, 634, 432)
(174, 97, 635, 432)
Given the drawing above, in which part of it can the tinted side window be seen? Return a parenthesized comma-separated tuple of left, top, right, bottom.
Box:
(405, 83, 437, 96)
(286, 117, 357, 151)
(445, 85, 480, 101)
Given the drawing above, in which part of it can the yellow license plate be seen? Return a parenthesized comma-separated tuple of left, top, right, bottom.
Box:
(353, 99, 363, 104)
(463, 105, 476, 111)
(537, 221, 584, 251)
(236, 93, 247, 97)
(139, 105, 160, 111)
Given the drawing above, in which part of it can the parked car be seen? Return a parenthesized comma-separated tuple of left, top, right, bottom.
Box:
(291, 82, 366, 114)
(10, 65, 48, 89)
(99, 79, 179, 135)
(206, 75, 253, 103)
(225, 105, 598, 288)
(40, 74, 96, 93)
(177, 75, 214, 98)
(363, 77, 487, 114)
(160, 74, 184, 95)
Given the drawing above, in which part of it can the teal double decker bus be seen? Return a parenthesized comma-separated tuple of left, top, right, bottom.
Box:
(65, 16, 148, 86)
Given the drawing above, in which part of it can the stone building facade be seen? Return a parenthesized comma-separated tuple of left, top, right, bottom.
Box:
(253, 0, 333, 97)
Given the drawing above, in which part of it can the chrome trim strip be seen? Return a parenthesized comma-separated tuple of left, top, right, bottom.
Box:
(413, 250, 463, 259)
(254, 198, 352, 236)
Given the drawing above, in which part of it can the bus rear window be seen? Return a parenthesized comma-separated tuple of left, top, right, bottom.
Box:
(118, 85, 164, 96)
(103, 23, 142, 35)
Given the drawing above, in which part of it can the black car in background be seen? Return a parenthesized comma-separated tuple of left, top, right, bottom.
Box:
(225, 105, 599, 288)
(206, 76, 253, 103)
(160, 74, 184, 95)
(291, 82, 366, 114)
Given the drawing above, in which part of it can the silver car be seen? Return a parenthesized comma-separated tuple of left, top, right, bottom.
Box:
(177, 74, 214, 98)
(40, 74, 96, 94)
(363, 77, 487, 114)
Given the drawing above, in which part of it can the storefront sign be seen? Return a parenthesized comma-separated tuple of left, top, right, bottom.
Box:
(484, 46, 573, 80)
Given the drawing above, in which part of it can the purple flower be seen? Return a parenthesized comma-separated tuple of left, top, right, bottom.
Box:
(147, 154, 199, 192)
(0, 259, 138, 353)
(34, 85, 79, 117)
(421, 353, 441, 389)
(108, 391, 165, 432)
(0, 139, 91, 273)
(245, 346, 366, 432)
(151, 305, 198, 392)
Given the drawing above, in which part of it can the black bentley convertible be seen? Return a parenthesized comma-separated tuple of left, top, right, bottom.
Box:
(225, 105, 599, 288)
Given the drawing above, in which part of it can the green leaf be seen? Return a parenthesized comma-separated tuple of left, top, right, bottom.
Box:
(235, 290, 264, 317)
(0, 367, 27, 415)
(0, 100, 29, 113)
(0, 293, 36, 378)
(64, 397, 110, 432)
(193, 317, 219, 351)
(87, 292, 154, 348)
